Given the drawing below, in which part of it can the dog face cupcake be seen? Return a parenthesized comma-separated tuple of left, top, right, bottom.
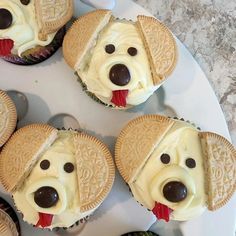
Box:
(0, 90, 17, 147)
(115, 115, 236, 222)
(0, 124, 115, 229)
(0, 0, 73, 65)
(63, 10, 177, 108)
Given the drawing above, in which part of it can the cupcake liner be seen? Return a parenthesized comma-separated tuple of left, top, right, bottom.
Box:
(1, 27, 66, 66)
(121, 231, 159, 236)
(0, 197, 21, 236)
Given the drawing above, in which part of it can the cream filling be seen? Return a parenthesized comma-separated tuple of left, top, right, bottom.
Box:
(0, 0, 56, 56)
(78, 21, 159, 106)
(130, 122, 207, 221)
(13, 131, 97, 229)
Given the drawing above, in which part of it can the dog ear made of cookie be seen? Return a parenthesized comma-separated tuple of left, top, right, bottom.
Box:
(115, 115, 174, 184)
(136, 16, 177, 85)
(73, 133, 115, 212)
(0, 124, 58, 193)
(0, 90, 17, 147)
(63, 9, 113, 70)
(199, 132, 236, 211)
(34, 0, 73, 41)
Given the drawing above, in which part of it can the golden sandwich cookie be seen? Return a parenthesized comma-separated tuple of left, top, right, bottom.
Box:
(63, 10, 177, 109)
(115, 115, 236, 222)
(0, 124, 115, 230)
(0, 90, 17, 147)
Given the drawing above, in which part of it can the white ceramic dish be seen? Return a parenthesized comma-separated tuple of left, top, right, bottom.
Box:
(0, 0, 235, 236)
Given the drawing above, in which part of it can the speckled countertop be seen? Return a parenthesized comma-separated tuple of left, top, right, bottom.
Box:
(133, 0, 236, 145)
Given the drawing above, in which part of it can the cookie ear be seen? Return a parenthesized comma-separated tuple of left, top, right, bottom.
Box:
(136, 16, 177, 85)
(0, 90, 17, 147)
(73, 133, 115, 212)
(34, 0, 73, 41)
(115, 115, 174, 184)
(199, 132, 236, 211)
(63, 10, 112, 70)
(0, 124, 58, 193)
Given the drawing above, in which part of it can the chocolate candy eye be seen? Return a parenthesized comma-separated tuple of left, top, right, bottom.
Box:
(40, 160, 50, 170)
(20, 0, 31, 5)
(64, 162, 74, 173)
(105, 44, 115, 54)
(0, 9, 13, 30)
(127, 47, 138, 56)
(160, 153, 170, 164)
(185, 158, 196, 168)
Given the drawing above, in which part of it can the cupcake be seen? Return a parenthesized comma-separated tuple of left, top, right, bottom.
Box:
(0, 0, 73, 65)
(0, 124, 115, 230)
(63, 10, 177, 109)
(0, 90, 17, 147)
(115, 115, 236, 222)
(0, 197, 21, 236)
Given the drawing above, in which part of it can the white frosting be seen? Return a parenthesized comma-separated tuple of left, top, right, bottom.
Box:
(0, 0, 56, 56)
(79, 21, 159, 106)
(130, 122, 207, 221)
(13, 131, 97, 229)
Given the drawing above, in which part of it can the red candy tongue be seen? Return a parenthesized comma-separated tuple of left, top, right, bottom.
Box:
(36, 213, 53, 228)
(111, 90, 129, 107)
(0, 39, 14, 56)
(152, 202, 173, 222)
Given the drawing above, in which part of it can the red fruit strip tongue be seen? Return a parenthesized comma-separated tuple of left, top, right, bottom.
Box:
(36, 213, 53, 228)
(152, 202, 172, 222)
(0, 39, 14, 56)
(111, 90, 129, 107)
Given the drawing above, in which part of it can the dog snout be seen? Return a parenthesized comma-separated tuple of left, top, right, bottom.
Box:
(34, 186, 59, 208)
(109, 64, 131, 86)
(0, 9, 13, 30)
(163, 181, 188, 203)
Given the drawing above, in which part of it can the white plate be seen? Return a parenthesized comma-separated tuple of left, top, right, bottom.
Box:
(0, 0, 235, 236)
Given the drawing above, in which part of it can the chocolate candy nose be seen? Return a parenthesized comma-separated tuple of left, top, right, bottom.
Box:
(34, 186, 59, 208)
(109, 64, 131, 86)
(163, 181, 187, 203)
(0, 9, 13, 30)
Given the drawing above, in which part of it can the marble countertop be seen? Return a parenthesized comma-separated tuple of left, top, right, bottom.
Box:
(134, 0, 236, 145)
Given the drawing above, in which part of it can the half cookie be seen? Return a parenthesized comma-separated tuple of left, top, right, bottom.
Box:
(0, 124, 115, 230)
(63, 10, 177, 109)
(0, 90, 17, 147)
(115, 115, 236, 222)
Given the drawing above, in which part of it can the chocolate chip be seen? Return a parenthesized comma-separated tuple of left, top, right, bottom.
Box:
(160, 153, 170, 164)
(34, 187, 59, 208)
(64, 162, 74, 173)
(185, 158, 196, 168)
(40, 160, 50, 170)
(20, 0, 30, 5)
(127, 47, 137, 56)
(0, 9, 13, 30)
(105, 44, 115, 54)
(163, 181, 187, 203)
(109, 64, 131, 86)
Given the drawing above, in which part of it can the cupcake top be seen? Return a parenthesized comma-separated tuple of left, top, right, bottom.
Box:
(115, 115, 236, 222)
(63, 10, 177, 108)
(0, 0, 73, 57)
(0, 124, 115, 229)
(0, 90, 17, 147)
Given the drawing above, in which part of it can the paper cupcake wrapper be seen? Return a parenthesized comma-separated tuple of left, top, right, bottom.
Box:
(1, 27, 65, 65)
(121, 231, 159, 236)
(0, 197, 20, 235)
